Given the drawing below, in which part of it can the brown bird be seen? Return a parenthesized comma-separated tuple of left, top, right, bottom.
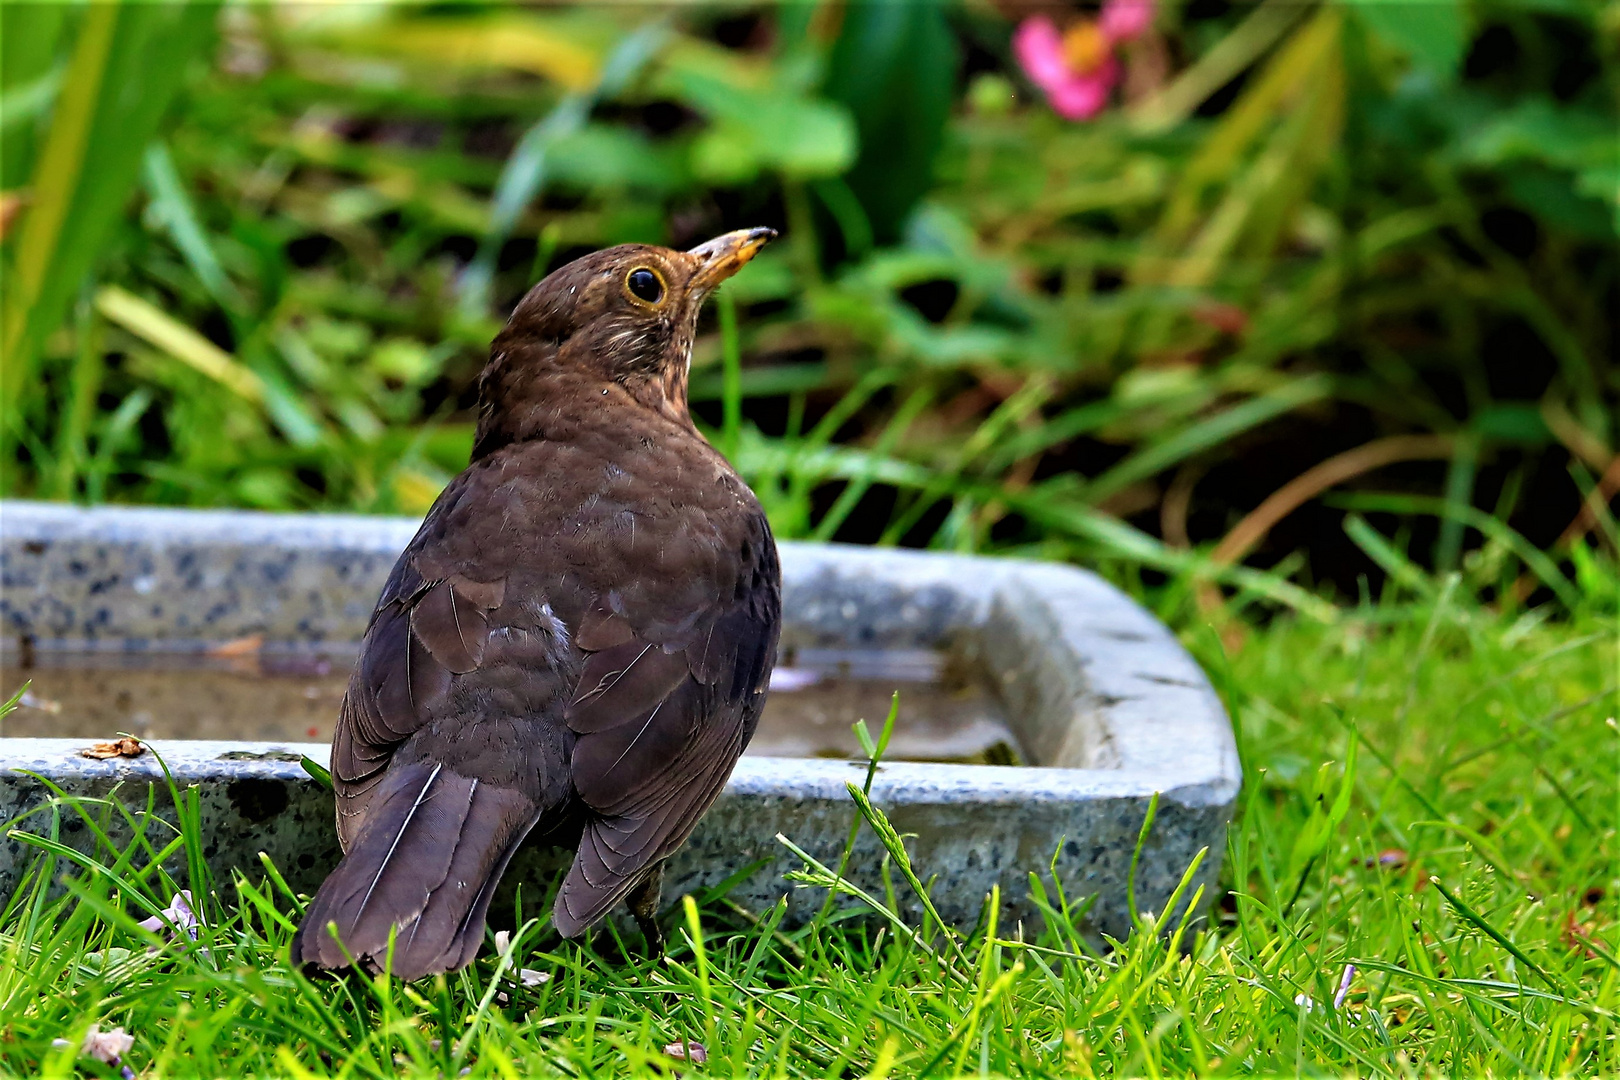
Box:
(290, 228, 781, 979)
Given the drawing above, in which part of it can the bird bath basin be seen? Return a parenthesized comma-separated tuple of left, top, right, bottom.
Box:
(1, 646, 1021, 765)
(0, 500, 1239, 940)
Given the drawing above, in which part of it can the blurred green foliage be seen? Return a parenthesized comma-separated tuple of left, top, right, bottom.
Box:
(2, 0, 1615, 618)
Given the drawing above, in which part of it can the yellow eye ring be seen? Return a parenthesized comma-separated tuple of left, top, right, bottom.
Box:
(624, 266, 666, 306)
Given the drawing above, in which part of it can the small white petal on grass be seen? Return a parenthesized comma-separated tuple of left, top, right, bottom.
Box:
(519, 968, 550, 987)
(138, 891, 200, 939)
(1293, 992, 1316, 1012)
(664, 1040, 707, 1063)
(1334, 963, 1357, 1009)
(81, 1025, 135, 1064)
(494, 930, 511, 955)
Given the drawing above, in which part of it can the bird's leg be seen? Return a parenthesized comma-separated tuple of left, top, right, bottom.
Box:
(627, 862, 666, 956)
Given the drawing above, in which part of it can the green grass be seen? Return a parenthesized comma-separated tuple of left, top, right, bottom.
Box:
(3, 597, 1615, 1077)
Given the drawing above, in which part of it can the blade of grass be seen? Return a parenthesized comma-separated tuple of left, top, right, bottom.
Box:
(1331, 492, 1582, 610)
(142, 140, 241, 316)
(1428, 875, 1567, 995)
(95, 285, 264, 401)
(1, 1, 218, 420)
(1087, 375, 1334, 503)
(1342, 513, 1437, 599)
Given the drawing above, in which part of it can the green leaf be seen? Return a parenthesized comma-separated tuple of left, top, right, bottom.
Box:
(820, 0, 959, 242)
(852, 718, 878, 759)
(1471, 403, 1552, 444)
(685, 85, 856, 183)
(1459, 99, 1620, 237)
(1345, 0, 1468, 78)
(1502, 165, 1615, 241)
(720, 249, 796, 304)
(457, 21, 668, 319)
(1461, 98, 1617, 173)
(544, 124, 685, 194)
(2, 1, 219, 423)
(1575, 164, 1620, 236)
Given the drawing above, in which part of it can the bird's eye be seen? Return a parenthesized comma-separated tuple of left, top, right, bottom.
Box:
(626, 267, 664, 305)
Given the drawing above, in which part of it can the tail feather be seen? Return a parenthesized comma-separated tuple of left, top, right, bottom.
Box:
(441, 808, 536, 971)
(292, 762, 540, 980)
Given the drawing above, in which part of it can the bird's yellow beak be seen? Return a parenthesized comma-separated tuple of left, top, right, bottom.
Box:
(687, 227, 777, 293)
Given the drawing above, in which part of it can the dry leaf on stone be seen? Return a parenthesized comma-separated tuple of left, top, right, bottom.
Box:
(82, 738, 143, 759)
(206, 634, 264, 657)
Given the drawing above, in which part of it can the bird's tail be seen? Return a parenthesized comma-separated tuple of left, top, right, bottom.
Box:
(291, 762, 540, 980)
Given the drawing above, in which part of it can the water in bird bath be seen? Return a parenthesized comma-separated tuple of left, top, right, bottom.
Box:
(0, 644, 1023, 765)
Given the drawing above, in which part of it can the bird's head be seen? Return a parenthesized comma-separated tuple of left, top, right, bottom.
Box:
(482, 228, 775, 440)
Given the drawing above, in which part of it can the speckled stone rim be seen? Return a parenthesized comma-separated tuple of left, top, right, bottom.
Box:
(0, 501, 1240, 939)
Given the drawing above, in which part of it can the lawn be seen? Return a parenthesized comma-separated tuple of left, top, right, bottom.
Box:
(2, 2, 1616, 1075)
(2, 593, 1613, 1077)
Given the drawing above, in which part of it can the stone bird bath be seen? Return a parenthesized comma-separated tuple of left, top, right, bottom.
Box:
(0, 501, 1239, 941)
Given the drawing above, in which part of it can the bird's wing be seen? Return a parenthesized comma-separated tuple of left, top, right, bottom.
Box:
(330, 483, 509, 846)
(553, 510, 779, 937)
(308, 465, 576, 977)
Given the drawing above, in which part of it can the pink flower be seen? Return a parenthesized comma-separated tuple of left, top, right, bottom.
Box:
(1046, 58, 1117, 121)
(1099, 0, 1155, 43)
(1013, 15, 1112, 120)
(1013, 16, 1075, 91)
(1013, 0, 1155, 121)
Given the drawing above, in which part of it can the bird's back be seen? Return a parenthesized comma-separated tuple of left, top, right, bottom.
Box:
(293, 383, 780, 978)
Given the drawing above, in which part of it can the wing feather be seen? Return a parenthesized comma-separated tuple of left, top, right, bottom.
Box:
(555, 518, 779, 937)
(330, 563, 505, 848)
(566, 641, 690, 733)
